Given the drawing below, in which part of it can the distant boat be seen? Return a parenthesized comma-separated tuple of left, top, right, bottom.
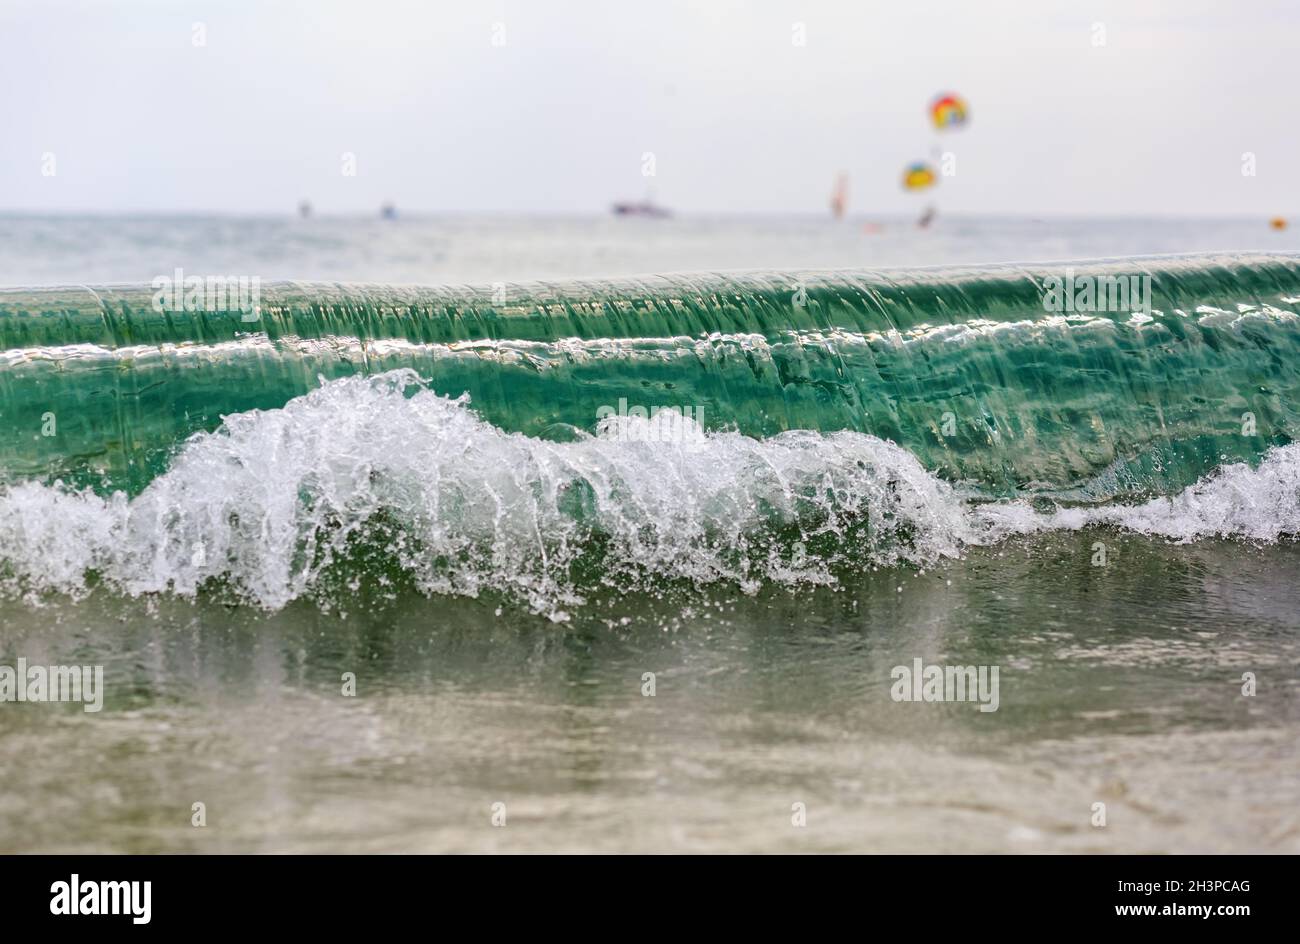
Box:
(298, 200, 313, 219)
(611, 200, 671, 218)
(380, 202, 397, 220)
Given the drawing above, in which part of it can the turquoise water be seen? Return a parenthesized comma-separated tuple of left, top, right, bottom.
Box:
(0, 216, 1296, 852)
(4, 254, 1300, 498)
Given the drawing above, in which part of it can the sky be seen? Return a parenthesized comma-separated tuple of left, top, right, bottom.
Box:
(2, 0, 1297, 216)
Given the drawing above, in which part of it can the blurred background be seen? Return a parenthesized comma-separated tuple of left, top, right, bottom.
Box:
(2, 1, 1298, 283)
(2, 0, 1296, 217)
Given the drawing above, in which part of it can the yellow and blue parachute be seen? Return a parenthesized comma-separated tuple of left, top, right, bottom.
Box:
(902, 162, 937, 191)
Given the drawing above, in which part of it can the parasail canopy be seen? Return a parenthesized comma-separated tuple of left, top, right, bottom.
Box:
(930, 93, 969, 130)
(902, 162, 937, 191)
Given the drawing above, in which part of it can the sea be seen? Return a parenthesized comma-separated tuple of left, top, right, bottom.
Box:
(0, 213, 1296, 852)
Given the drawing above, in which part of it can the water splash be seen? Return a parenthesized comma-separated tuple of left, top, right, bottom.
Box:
(1, 370, 1298, 618)
(0, 371, 971, 616)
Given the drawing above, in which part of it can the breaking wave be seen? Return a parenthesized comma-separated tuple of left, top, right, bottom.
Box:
(0, 370, 1296, 618)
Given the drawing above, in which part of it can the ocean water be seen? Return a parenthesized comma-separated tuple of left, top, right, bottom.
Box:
(3, 213, 1298, 285)
(0, 214, 1297, 853)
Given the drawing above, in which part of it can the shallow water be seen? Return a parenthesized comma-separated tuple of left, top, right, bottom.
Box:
(0, 531, 1295, 854)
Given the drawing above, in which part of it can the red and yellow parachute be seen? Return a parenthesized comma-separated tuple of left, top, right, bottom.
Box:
(930, 93, 969, 130)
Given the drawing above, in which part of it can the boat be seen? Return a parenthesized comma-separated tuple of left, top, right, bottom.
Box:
(611, 200, 671, 218)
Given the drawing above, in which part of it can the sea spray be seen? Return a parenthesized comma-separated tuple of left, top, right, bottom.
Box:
(0, 371, 973, 616)
(2, 370, 1300, 616)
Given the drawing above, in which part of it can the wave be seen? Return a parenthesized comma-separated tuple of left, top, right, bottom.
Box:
(4, 254, 1300, 615)
(0, 369, 1297, 618)
(3, 253, 1300, 499)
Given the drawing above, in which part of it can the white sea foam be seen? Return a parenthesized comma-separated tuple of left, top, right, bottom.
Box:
(0, 369, 1297, 618)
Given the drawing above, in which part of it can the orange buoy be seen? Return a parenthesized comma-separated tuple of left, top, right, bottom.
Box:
(1270, 217, 1287, 230)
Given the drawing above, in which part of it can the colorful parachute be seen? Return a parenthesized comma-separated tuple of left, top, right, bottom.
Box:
(930, 93, 968, 130)
(902, 162, 937, 191)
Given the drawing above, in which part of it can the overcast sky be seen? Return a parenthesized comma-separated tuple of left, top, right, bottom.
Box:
(2, 0, 1297, 216)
